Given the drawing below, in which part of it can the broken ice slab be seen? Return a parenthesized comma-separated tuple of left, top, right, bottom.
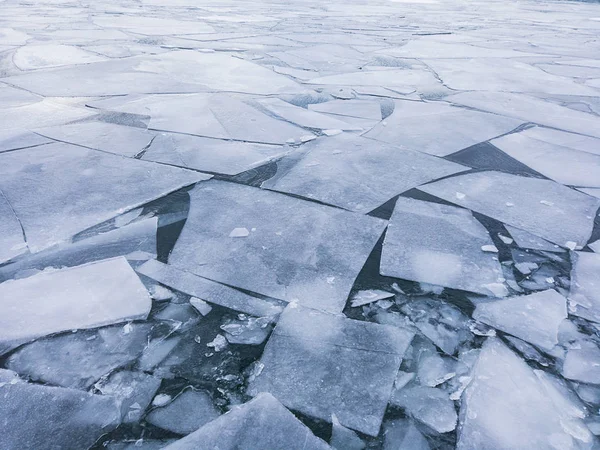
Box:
(0, 379, 121, 450)
(458, 338, 594, 450)
(391, 385, 457, 433)
(0, 191, 27, 264)
(6, 323, 152, 389)
(380, 40, 538, 59)
(0, 97, 95, 131)
(13, 44, 106, 70)
(34, 121, 156, 158)
(418, 171, 600, 248)
(383, 419, 430, 450)
(0, 217, 157, 282)
(255, 98, 361, 130)
(569, 252, 600, 323)
(0, 142, 209, 253)
(308, 99, 382, 121)
(106, 439, 178, 450)
(163, 393, 331, 450)
(505, 225, 564, 253)
(363, 100, 522, 157)
(350, 289, 395, 307)
(92, 15, 215, 35)
(0, 257, 151, 354)
(491, 129, 600, 188)
(591, 240, 600, 253)
(580, 188, 600, 199)
(446, 92, 600, 140)
(473, 290, 567, 351)
(520, 127, 600, 156)
(89, 93, 309, 145)
(0, 129, 51, 153)
(380, 197, 506, 297)
(562, 342, 600, 385)
(262, 134, 467, 213)
(330, 414, 365, 450)
(168, 180, 387, 313)
(3, 50, 305, 96)
(95, 370, 161, 424)
(247, 305, 414, 436)
(146, 388, 220, 435)
(137, 259, 285, 317)
(142, 133, 291, 175)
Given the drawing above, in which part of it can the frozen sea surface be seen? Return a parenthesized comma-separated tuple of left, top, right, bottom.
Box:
(1, 0, 600, 448)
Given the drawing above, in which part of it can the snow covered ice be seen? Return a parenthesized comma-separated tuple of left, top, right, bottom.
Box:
(2, 0, 600, 447)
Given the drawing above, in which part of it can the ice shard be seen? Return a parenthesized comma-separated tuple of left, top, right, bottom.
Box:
(569, 252, 600, 323)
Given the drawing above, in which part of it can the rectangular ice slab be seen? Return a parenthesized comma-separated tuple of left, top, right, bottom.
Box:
(381, 197, 505, 297)
(262, 134, 467, 213)
(164, 393, 331, 450)
(0, 257, 151, 354)
(247, 305, 415, 436)
(0, 379, 121, 450)
(169, 180, 387, 313)
(458, 338, 594, 450)
(363, 100, 522, 157)
(418, 171, 600, 248)
(569, 252, 600, 324)
(0, 142, 209, 253)
(473, 290, 567, 351)
(137, 259, 285, 317)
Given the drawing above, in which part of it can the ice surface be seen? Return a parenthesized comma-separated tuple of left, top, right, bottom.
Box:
(0, 97, 96, 130)
(6, 323, 152, 389)
(163, 393, 331, 450)
(0, 257, 151, 354)
(168, 180, 387, 313)
(419, 171, 600, 248)
(13, 44, 106, 70)
(0, 379, 121, 450)
(0, 129, 51, 153)
(0, 142, 209, 252)
(308, 99, 382, 121)
(492, 129, 600, 188)
(0, 191, 27, 264)
(137, 259, 285, 317)
(263, 134, 467, 213)
(505, 225, 564, 253)
(383, 419, 431, 450)
(458, 338, 594, 450)
(380, 197, 506, 296)
(473, 290, 567, 351)
(569, 252, 600, 323)
(142, 133, 291, 175)
(92, 15, 216, 35)
(391, 385, 457, 433)
(350, 289, 395, 307)
(331, 414, 365, 450)
(562, 342, 600, 385)
(364, 100, 522, 157)
(248, 305, 414, 436)
(146, 388, 220, 435)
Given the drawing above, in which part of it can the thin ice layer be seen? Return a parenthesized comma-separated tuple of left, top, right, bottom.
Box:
(0, 257, 151, 354)
(569, 252, 600, 323)
(263, 134, 467, 213)
(247, 305, 414, 436)
(169, 180, 387, 313)
(163, 393, 331, 450)
(363, 100, 522, 157)
(418, 171, 600, 248)
(458, 338, 594, 450)
(380, 197, 505, 297)
(473, 290, 567, 350)
(0, 142, 209, 253)
(0, 380, 121, 450)
(505, 225, 564, 253)
(0, 192, 27, 264)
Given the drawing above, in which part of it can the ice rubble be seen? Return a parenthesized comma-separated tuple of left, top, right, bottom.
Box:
(0, 142, 209, 253)
(168, 180, 387, 313)
(419, 171, 600, 248)
(262, 134, 467, 213)
(364, 100, 522, 157)
(0, 257, 151, 354)
(163, 393, 331, 450)
(247, 305, 414, 436)
(569, 252, 600, 323)
(380, 197, 506, 297)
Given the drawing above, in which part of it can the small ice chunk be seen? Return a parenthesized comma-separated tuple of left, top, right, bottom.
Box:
(498, 234, 514, 245)
(150, 285, 174, 302)
(190, 298, 212, 316)
(562, 342, 600, 384)
(221, 316, 272, 345)
(391, 386, 457, 433)
(152, 394, 172, 407)
(331, 414, 365, 450)
(514, 262, 539, 275)
(383, 419, 431, 450)
(147, 388, 220, 435)
(473, 290, 567, 351)
(350, 289, 395, 307)
(207, 334, 228, 352)
(481, 245, 498, 253)
(229, 227, 250, 238)
(569, 252, 600, 323)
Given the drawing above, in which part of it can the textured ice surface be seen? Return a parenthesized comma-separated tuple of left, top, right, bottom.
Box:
(381, 197, 505, 296)
(391, 385, 458, 433)
(164, 393, 331, 450)
(473, 290, 567, 350)
(248, 305, 414, 436)
(562, 342, 600, 385)
(505, 225, 564, 253)
(308, 99, 382, 121)
(0, 142, 209, 252)
(13, 44, 106, 70)
(331, 414, 365, 450)
(364, 100, 522, 156)
(458, 338, 594, 450)
(263, 134, 466, 212)
(0, 129, 51, 153)
(0, 379, 121, 450)
(0, 192, 27, 264)
(383, 419, 430, 450)
(569, 252, 600, 323)
(419, 171, 600, 248)
(169, 180, 387, 312)
(0, 257, 151, 354)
